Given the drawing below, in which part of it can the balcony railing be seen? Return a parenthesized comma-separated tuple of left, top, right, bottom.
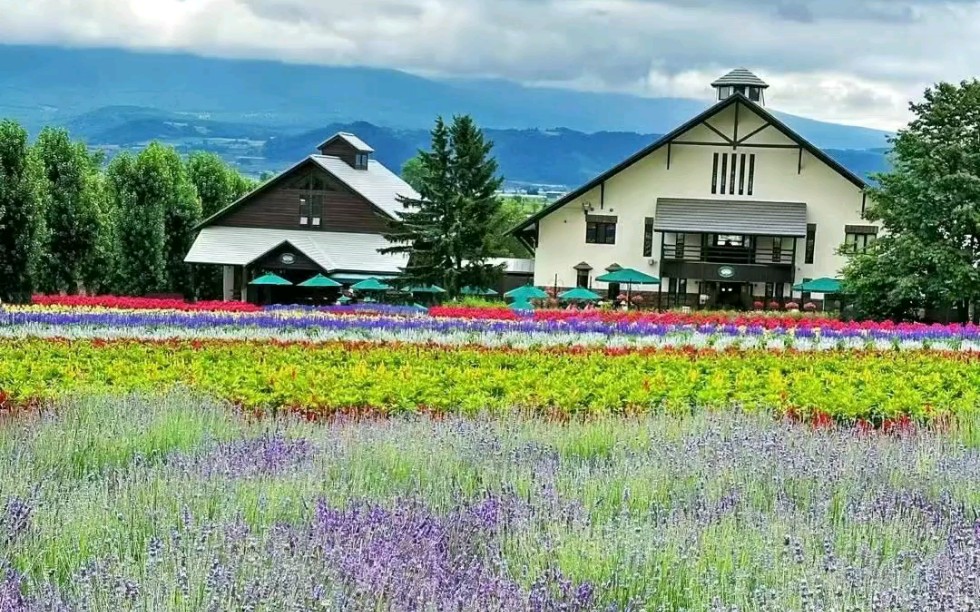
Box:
(662, 243, 794, 266)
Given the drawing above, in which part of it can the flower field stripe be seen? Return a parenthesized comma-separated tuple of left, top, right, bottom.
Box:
(5, 322, 980, 353)
(1, 338, 978, 420)
(6, 307, 980, 347)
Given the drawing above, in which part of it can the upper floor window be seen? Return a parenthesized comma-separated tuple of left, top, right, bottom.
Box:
(354, 153, 370, 169)
(586, 215, 617, 245)
(712, 152, 755, 196)
(805, 224, 817, 264)
(642, 217, 654, 257)
(844, 228, 877, 254)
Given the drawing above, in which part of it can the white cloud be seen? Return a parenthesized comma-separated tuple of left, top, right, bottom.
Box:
(2, 0, 980, 130)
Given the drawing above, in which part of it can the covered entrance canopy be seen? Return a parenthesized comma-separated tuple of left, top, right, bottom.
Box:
(654, 198, 808, 237)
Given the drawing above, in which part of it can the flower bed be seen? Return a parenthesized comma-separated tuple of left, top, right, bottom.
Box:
(4, 306, 980, 350)
(30, 295, 261, 312)
(0, 338, 976, 421)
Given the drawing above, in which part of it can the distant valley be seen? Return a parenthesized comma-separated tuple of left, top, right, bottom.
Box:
(1, 44, 893, 187)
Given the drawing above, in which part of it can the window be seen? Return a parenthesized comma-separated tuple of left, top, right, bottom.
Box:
(675, 233, 686, 259)
(801, 277, 812, 303)
(576, 270, 590, 288)
(354, 153, 370, 169)
(299, 197, 310, 225)
(711, 153, 755, 196)
(765, 283, 774, 300)
(715, 234, 745, 247)
(643, 218, 654, 257)
(748, 87, 761, 102)
(844, 227, 878, 254)
(774, 283, 785, 299)
(805, 224, 816, 264)
(771, 236, 793, 263)
(678, 278, 687, 295)
(719, 154, 728, 194)
(711, 154, 720, 194)
(586, 216, 617, 245)
(310, 194, 324, 227)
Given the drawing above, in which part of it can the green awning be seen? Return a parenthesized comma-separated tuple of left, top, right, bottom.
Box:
(298, 274, 342, 288)
(461, 286, 499, 296)
(330, 273, 400, 284)
(559, 287, 601, 301)
(595, 268, 660, 284)
(793, 277, 843, 293)
(351, 278, 393, 292)
(249, 273, 292, 286)
(408, 285, 447, 294)
(510, 298, 535, 311)
(505, 285, 549, 301)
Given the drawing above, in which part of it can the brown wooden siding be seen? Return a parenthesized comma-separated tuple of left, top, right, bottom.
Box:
(318, 141, 357, 166)
(220, 164, 390, 234)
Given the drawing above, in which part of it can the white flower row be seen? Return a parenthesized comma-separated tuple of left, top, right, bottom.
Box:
(2, 323, 979, 353)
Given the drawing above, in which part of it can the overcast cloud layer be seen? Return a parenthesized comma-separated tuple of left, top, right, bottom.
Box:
(2, 0, 978, 130)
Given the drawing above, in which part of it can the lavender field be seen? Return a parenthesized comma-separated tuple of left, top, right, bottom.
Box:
(1, 393, 979, 610)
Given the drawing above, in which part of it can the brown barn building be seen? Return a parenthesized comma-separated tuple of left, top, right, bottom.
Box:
(185, 133, 418, 301)
(186, 132, 534, 302)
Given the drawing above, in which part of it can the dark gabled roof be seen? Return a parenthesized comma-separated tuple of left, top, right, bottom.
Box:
(711, 68, 769, 89)
(510, 92, 867, 235)
(317, 132, 374, 153)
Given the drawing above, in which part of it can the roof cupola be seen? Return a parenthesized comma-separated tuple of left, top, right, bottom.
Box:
(711, 68, 768, 105)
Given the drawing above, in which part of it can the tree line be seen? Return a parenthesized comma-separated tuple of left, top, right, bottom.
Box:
(0, 120, 255, 304)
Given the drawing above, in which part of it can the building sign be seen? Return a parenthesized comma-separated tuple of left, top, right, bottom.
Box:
(718, 265, 735, 279)
(280, 253, 296, 265)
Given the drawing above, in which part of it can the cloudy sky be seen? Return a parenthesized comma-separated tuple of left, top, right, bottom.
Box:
(2, 0, 978, 130)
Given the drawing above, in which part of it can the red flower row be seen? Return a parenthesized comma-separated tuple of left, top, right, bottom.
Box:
(30, 295, 261, 312)
(428, 305, 972, 332)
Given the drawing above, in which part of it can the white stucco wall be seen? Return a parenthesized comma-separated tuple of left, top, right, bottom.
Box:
(532, 101, 875, 297)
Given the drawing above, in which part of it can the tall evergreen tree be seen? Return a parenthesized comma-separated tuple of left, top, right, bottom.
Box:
(0, 120, 46, 303)
(33, 128, 104, 294)
(843, 80, 980, 321)
(382, 116, 505, 297)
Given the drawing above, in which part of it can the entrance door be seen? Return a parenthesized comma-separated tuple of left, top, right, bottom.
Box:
(717, 282, 744, 309)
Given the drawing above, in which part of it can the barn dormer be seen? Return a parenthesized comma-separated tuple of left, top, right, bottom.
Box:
(316, 132, 374, 169)
(711, 68, 769, 105)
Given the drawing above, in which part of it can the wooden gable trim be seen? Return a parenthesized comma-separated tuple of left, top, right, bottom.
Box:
(511, 93, 868, 236)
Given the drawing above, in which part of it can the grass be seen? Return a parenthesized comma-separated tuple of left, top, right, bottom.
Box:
(2, 392, 980, 609)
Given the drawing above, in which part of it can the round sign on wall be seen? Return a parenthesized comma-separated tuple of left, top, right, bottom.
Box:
(280, 253, 296, 265)
(718, 266, 735, 279)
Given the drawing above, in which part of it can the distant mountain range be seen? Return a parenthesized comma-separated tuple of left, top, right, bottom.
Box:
(0, 44, 892, 186)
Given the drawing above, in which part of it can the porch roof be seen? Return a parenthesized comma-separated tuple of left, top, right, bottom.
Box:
(654, 198, 808, 237)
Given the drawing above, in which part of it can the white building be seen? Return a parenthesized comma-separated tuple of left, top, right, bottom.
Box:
(512, 69, 879, 309)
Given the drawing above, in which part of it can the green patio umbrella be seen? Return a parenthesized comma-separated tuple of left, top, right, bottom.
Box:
(510, 298, 535, 311)
(559, 287, 601, 302)
(338, 295, 352, 304)
(351, 277, 393, 292)
(249, 273, 292, 286)
(505, 284, 549, 301)
(408, 285, 447, 294)
(298, 274, 342, 288)
(594, 268, 660, 308)
(461, 286, 499, 296)
(792, 277, 843, 293)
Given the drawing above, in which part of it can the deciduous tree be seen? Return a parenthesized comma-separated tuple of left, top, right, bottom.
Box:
(0, 120, 46, 303)
(33, 128, 104, 294)
(843, 80, 980, 321)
